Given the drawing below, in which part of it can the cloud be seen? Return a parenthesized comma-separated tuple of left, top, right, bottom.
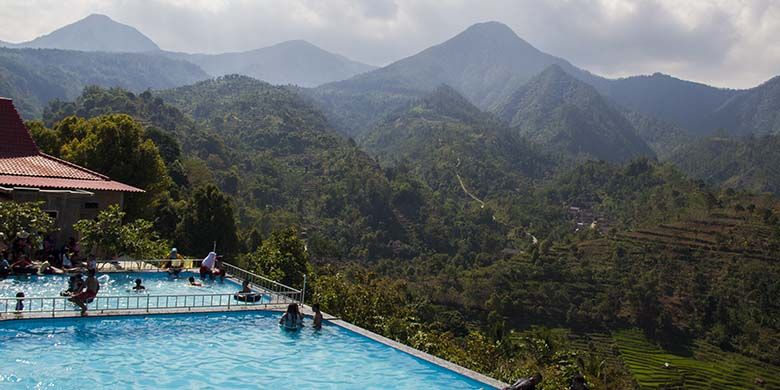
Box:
(0, 0, 778, 88)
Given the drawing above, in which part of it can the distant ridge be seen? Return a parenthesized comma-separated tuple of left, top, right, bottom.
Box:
(162, 40, 376, 87)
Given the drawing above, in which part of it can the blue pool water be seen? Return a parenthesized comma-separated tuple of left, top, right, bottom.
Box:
(0, 311, 492, 389)
(0, 272, 269, 312)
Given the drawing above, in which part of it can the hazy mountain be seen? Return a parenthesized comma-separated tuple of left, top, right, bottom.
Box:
(165, 40, 375, 87)
(310, 21, 600, 138)
(670, 135, 780, 195)
(0, 47, 207, 118)
(706, 76, 780, 137)
(361, 85, 552, 194)
(594, 73, 738, 136)
(4, 14, 160, 53)
(495, 65, 654, 162)
(621, 109, 693, 160)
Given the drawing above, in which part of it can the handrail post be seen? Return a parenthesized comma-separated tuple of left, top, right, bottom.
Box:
(301, 274, 307, 304)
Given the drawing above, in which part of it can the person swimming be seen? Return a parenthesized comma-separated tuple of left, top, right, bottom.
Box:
(279, 303, 303, 330)
(188, 276, 202, 287)
(132, 278, 146, 291)
(312, 303, 323, 330)
(239, 280, 252, 293)
(15, 292, 24, 311)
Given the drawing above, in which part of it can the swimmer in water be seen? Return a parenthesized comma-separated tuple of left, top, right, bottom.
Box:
(188, 276, 202, 287)
(132, 278, 146, 291)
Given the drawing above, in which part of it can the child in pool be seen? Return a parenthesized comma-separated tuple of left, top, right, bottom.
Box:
(188, 276, 202, 287)
(15, 292, 24, 311)
(132, 278, 146, 291)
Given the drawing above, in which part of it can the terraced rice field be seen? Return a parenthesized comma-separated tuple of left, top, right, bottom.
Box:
(614, 329, 780, 389)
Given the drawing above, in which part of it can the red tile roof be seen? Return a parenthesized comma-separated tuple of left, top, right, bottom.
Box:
(0, 98, 144, 193)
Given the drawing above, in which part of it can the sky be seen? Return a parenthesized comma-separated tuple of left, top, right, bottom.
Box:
(1, 0, 778, 89)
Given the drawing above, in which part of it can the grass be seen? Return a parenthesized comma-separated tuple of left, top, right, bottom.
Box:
(613, 329, 780, 389)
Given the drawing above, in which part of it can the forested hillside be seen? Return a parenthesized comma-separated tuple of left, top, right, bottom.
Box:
(361, 85, 553, 194)
(0, 47, 207, 117)
(495, 66, 654, 162)
(670, 135, 780, 195)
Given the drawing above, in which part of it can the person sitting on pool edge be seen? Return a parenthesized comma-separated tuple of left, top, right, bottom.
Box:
(199, 252, 217, 280)
(312, 303, 323, 330)
(188, 276, 202, 287)
(133, 278, 146, 291)
(279, 303, 303, 330)
(70, 269, 100, 316)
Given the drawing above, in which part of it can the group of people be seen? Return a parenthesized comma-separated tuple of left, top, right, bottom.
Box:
(1, 231, 91, 278)
(279, 302, 323, 331)
(56, 269, 101, 316)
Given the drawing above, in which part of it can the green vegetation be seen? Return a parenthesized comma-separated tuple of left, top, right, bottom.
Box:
(73, 205, 168, 259)
(495, 65, 654, 162)
(26, 78, 780, 389)
(671, 134, 780, 195)
(0, 201, 56, 245)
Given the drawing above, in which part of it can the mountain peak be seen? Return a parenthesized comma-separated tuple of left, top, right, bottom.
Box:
(418, 84, 487, 124)
(16, 13, 160, 52)
(82, 13, 113, 22)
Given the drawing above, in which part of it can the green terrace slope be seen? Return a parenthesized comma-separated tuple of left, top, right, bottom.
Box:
(614, 329, 780, 389)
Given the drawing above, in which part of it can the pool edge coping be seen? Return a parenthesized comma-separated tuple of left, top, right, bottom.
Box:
(326, 317, 507, 389)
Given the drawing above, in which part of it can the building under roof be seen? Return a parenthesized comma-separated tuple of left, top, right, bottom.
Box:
(0, 97, 143, 244)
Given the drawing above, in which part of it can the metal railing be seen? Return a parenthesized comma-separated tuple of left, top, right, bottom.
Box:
(220, 262, 303, 303)
(95, 258, 201, 272)
(0, 261, 304, 317)
(0, 291, 301, 316)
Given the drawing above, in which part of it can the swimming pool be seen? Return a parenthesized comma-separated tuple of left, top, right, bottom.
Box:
(0, 311, 493, 389)
(0, 272, 270, 312)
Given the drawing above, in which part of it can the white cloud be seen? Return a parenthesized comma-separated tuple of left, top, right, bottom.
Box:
(0, 0, 778, 88)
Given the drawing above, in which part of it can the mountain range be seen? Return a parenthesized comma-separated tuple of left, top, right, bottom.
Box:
(2, 15, 780, 174)
(162, 40, 376, 87)
(0, 14, 375, 89)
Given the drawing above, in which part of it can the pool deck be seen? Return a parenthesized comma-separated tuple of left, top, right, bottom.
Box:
(1, 267, 508, 389)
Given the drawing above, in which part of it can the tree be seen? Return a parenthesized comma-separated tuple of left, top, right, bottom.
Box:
(28, 115, 174, 220)
(0, 202, 56, 247)
(73, 205, 168, 259)
(177, 184, 238, 257)
(240, 226, 310, 287)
